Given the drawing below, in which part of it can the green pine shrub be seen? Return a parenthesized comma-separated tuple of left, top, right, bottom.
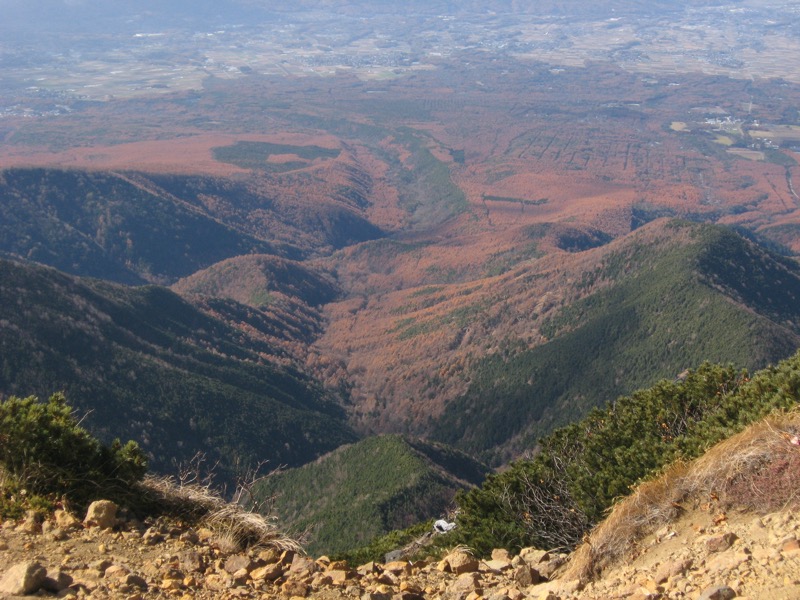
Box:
(451, 352, 800, 556)
(0, 392, 147, 517)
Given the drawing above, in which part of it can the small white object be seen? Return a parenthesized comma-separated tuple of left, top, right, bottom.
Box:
(434, 519, 456, 533)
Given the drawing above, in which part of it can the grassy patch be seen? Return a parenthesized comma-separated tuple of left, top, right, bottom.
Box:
(212, 141, 341, 171)
(410, 286, 446, 298)
(483, 195, 548, 206)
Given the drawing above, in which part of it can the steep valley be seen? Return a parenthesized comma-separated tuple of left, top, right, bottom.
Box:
(316, 220, 800, 463)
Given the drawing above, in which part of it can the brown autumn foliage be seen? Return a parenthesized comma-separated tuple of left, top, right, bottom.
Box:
(2, 56, 800, 451)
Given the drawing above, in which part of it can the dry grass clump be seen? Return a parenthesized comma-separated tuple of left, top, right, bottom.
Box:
(140, 473, 301, 554)
(685, 414, 800, 508)
(565, 409, 800, 582)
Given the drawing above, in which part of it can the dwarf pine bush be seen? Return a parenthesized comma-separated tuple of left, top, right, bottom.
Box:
(0, 392, 147, 515)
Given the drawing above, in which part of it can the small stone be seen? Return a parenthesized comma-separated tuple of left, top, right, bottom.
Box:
(506, 587, 524, 600)
(124, 574, 149, 590)
(161, 578, 184, 591)
(327, 569, 352, 585)
(91, 558, 113, 574)
(444, 550, 480, 574)
(491, 549, 511, 561)
(513, 563, 540, 586)
(224, 554, 253, 574)
(204, 572, 231, 591)
(258, 547, 281, 563)
(142, 527, 164, 545)
(289, 555, 318, 577)
(781, 538, 800, 554)
(84, 500, 118, 529)
(400, 581, 422, 593)
(706, 533, 738, 553)
(0, 561, 47, 595)
(231, 567, 249, 585)
(42, 568, 73, 593)
(484, 559, 512, 572)
(707, 551, 750, 572)
(179, 529, 199, 544)
(361, 593, 391, 600)
(358, 561, 380, 576)
(447, 572, 482, 597)
(519, 548, 550, 564)
(281, 580, 309, 597)
(383, 561, 410, 575)
(537, 555, 566, 579)
(654, 558, 692, 584)
(18, 510, 42, 534)
(105, 565, 129, 578)
(629, 589, 660, 600)
(375, 571, 399, 586)
(558, 579, 583, 594)
(752, 545, 780, 562)
(251, 563, 283, 581)
(179, 550, 205, 573)
(53, 509, 81, 530)
(697, 584, 737, 600)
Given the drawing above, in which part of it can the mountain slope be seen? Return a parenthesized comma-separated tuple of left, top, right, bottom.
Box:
(253, 435, 489, 557)
(314, 220, 800, 464)
(172, 254, 339, 312)
(0, 167, 384, 286)
(431, 221, 800, 461)
(0, 257, 357, 480)
(0, 168, 277, 284)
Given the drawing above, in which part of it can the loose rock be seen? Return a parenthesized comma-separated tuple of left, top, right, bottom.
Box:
(0, 560, 47, 595)
(84, 500, 118, 529)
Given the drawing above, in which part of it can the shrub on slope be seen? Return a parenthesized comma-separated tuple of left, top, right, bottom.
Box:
(0, 393, 297, 552)
(565, 407, 800, 581)
(452, 350, 800, 556)
(0, 393, 146, 516)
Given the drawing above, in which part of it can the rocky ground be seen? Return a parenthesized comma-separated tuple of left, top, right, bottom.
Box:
(1, 500, 799, 600)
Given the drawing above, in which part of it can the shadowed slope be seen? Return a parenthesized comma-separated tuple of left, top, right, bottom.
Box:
(0, 257, 357, 481)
